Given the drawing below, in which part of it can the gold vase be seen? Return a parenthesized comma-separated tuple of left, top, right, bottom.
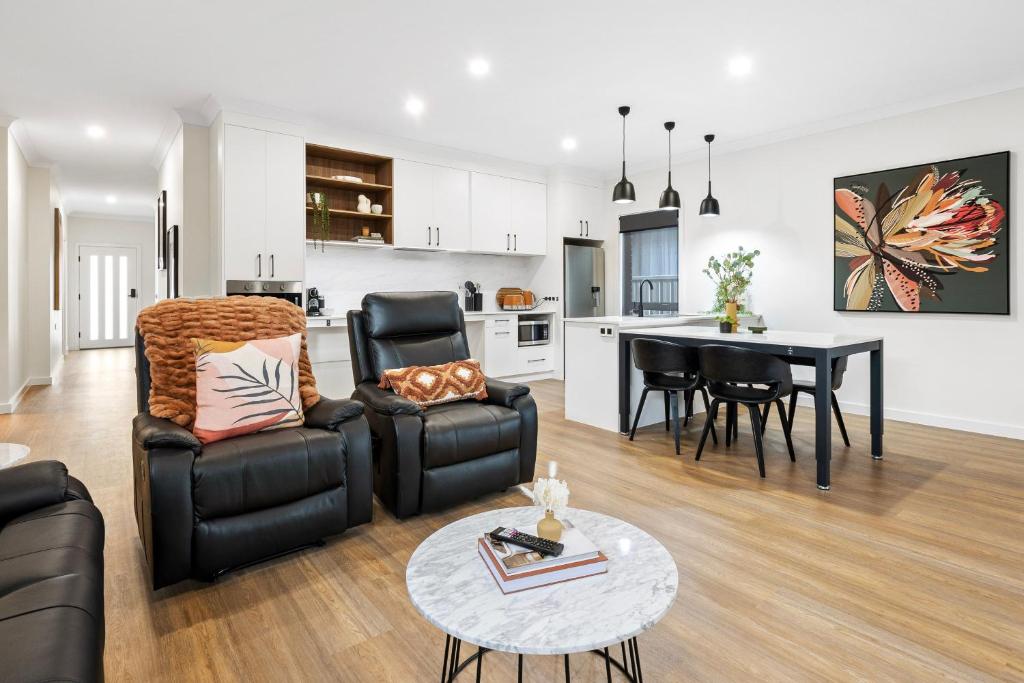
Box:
(537, 509, 564, 542)
(725, 301, 739, 332)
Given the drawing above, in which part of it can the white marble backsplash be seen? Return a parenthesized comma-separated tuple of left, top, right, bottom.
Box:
(305, 244, 546, 313)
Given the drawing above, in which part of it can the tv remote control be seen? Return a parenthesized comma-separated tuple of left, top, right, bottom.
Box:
(489, 527, 564, 557)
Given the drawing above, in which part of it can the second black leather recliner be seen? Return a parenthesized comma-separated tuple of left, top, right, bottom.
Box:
(348, 291, 538, 517)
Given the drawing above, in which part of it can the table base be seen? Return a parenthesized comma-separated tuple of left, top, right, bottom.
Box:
(440, 634, 644, 682)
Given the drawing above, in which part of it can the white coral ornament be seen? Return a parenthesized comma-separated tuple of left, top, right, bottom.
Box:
(530, 477, 570, 513)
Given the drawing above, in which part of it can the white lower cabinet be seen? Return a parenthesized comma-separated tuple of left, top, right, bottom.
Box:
(517, 344, 554, 375)
(482, 316, 519, 377)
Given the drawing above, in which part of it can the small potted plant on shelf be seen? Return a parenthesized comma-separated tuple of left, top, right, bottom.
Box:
(307, 192, 330, 251)
(716, 315, 734, 333)
(703, 246, 760, 332)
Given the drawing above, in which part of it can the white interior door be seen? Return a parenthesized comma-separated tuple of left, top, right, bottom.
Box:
(79, 244, 140, 349)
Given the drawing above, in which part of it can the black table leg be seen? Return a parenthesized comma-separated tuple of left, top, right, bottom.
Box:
(518, 654, 524, 683)
(564, 653, 571, 681)
(440, 634, 451, 683)
(870, 342, 884, 460)
(814, 352, 833, 490)
(619, 337, 632, 434)
(475, 646, 483, 683)
(604, 647, 612, 682)
(631, 638, 644, 682)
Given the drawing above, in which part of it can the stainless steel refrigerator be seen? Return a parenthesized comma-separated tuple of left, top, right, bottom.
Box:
(564, 243, 605, 317)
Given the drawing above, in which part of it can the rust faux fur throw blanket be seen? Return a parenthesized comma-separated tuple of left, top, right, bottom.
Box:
(135, 296, 319, 428)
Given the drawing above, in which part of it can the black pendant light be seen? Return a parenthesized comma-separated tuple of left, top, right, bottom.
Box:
(612, 106, 636, 204)
(658, 121, 680, 209)
(699, 133, 720, 217)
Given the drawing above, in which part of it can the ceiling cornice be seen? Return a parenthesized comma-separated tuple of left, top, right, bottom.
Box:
(149, 110, 182, 170)
(7, 119, 51, 166)
(67, 210, 153, 222)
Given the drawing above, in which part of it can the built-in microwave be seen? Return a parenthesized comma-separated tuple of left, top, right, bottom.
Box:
(518, 318, 550, 346)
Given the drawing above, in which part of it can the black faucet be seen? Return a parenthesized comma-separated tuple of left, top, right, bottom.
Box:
(637, 279, 654, 317)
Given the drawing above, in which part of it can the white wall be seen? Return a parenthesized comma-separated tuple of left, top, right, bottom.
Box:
(157, 125, 182, 300)
(67, 215, 156, 350)
(26, 165, 57, 383)
(0, 127, 9, 406)
(3, 128, 30, 409)
(604, 88, 1024, 439)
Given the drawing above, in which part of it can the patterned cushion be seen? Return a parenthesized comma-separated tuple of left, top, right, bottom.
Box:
(192, 333, 305, 444)
(378, 360, 488, 407)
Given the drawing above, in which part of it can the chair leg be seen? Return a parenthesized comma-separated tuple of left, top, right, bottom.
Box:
(831, 392, 851, 447)
(747, 404, 766, 478)
(695, 399, 719, 461)
(629, 388, 649, 441)
(699, 387, 718, 445)
(670, 391, 681, 455)
(683, 389, 692, 427)
(760, 402, 771, 436)
(725, 403, 733, 447)
(776, 398, 796, 461)
(663, 391, 671, 431)
(788, 390, 799, 432)
(732, 403, 739, 441)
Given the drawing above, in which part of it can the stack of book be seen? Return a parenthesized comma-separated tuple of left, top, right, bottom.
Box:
(478, 525, 607, 594)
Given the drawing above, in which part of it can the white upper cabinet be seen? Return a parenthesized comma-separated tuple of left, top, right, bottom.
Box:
(264, 132, 304, 281)
(222, 124, 304, 281)
(470, 172, 512, 253)
(432, 165, 471, 251)
(510, 179, 547, 255)
(471, 172, 546, 255)
(393, 160, 470, 251)
(560, 182, 604, 240)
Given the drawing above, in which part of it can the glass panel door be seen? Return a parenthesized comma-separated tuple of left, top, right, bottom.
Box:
(79, 245, 139, 349)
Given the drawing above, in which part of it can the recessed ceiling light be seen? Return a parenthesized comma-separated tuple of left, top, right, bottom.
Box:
(727, 55, 753, 77)
(86, 125, 106, 139)
(405, 96, 425, 117)
(467, 57, 490, 77)
(105, 195, 117, 204)
(561, 137, 577, 151)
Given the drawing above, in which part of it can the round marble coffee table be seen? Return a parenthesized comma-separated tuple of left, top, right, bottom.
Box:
(407, 507, 677, 682)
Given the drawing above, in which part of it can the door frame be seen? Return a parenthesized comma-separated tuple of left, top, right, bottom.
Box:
(73, 242, 141, 350)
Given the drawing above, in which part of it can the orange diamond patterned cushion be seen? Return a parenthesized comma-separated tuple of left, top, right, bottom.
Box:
(378, 359, 488, 407)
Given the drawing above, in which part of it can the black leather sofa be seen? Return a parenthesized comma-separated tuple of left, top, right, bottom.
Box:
(348, 291, 538, 517)
(132, 331, 374, 590)
(0, 460, 105, 682)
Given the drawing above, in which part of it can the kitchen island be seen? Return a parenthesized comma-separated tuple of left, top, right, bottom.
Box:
(563, 314, 763, 432)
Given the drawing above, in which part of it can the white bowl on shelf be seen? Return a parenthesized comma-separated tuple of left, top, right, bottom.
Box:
(319, 307, 335, 317)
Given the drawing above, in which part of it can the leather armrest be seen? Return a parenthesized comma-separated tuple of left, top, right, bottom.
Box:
(484, 378, 530, 407)
(353, 382, 423, 416)
(132, 413, 202, 454)
(0, 460, 69, 523)
(305, 397, 365, 430)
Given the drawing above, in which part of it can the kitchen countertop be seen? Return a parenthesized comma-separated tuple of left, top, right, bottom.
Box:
(563, 314, 715, 327)
(307, 304, 558, 328)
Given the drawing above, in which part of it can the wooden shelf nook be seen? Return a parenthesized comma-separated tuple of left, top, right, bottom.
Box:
(305, 144, 394, 245)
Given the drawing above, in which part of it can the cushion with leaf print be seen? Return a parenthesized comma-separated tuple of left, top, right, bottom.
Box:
(192, 333, 305, 444)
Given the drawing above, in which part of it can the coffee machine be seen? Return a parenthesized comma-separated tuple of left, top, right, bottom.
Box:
(306, 287, 325, 316)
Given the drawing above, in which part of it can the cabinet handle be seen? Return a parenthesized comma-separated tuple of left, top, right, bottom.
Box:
(527, 358, 547, 363)
(495, 331, 510, 336)
(427, 226, 432, 246)
(435, 226, 440, 247)
(579, 220, 583, 237)
(270, 254, 275, 278)
(506, 233, 510, 251)
(585, 220, 589, 237)
(514, 233, 517, 251)
(257, 253, 262, 278)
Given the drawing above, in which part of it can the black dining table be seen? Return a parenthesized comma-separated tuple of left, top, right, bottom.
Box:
(618, 327, 884, 490)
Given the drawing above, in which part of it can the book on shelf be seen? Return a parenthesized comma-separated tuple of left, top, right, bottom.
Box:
(478, 523, 607, 594)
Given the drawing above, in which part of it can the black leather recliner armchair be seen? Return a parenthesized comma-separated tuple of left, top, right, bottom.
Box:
(132, 330, 374, 590)
(0, 460, 105, 682)
(348, 291, 538, 518)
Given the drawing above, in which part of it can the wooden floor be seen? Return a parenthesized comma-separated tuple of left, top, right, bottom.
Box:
(3, 349, 1023, 682)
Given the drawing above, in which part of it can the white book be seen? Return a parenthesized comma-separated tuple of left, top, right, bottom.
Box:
(484, 524, 601, 575)
(478, 542, 608, 594)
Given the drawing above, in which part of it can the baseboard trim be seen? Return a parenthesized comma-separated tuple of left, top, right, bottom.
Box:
(27, 376, 53, 386)
(832, 398, 1024, 441)
(0, 380, 32, 414)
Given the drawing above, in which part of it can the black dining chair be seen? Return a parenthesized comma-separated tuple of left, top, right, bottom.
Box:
(695, 344, 796, 478)
(629, 338, 717, 455)
(784, 356, 851, 447)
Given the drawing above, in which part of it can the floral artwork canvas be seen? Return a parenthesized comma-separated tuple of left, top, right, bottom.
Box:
(192, 333, 305, 444)
(834, 151, 1009, 314)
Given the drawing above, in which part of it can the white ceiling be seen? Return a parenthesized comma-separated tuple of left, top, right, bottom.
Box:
(3, 0, 1024, 218)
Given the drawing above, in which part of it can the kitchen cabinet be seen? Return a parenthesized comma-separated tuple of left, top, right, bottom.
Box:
(470, 172, 546, 255)
(517, 343, 554, 375)
(510, 179, 547, 255)
(559, 182, 603, 240)
(393, 160, 470, 250)
(223, 124, 304, 281)
(482, 316, 519, 377)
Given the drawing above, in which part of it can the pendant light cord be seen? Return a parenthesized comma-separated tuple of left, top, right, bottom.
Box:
(621, 114, 627, 176)
(707, 139, 712, 191)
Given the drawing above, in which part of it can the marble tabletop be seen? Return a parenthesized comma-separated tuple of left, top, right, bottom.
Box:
(0, 443, 30, 469)
(406, 507, 678, 655)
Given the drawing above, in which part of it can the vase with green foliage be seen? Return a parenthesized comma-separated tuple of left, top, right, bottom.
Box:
(703, 246, 761, 329)
(307, 192, 330, 251)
